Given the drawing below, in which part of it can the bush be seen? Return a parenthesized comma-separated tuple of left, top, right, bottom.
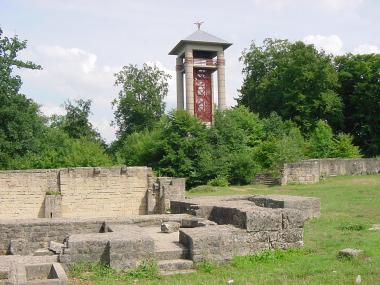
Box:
(110, 107, 361, 189)
(332, 133, 361, 158)
(228, 150, 260, 185)
(307, 120, 335, 158)
(8, 129, 112, 169)
(207, 176, 229, 187)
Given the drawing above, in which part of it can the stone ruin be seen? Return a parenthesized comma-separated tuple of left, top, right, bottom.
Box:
(0, 186, 320, 284)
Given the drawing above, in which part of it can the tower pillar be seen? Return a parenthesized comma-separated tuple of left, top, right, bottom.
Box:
(184, 49, 194, 115)
(217, 50, 226, 111)
(176, 57, 184, 110)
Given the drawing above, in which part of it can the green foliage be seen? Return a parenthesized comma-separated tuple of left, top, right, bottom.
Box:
(196, 260, 216, 273)
(45, 191, 61, 196)
(113, 107, 359, 188)
(114, 128, 162, 167)
(125, 259, 159, 280)
(338, 222, 366, 232)
(336, 53, 380, 157)
(69, 260, 159, 282)
(156, 110, 210, 187)
(8, 128, 112, 169)
(207, 175, 229, 187)
(307, 120, 361, 159)
(254, 112, 306, 176)
(307, 120, 335, 158)
(52, 99, 103, 143)
(112, 63, 171, 138)
(331, 133, 361, 158)
(0, 28, 45, 168)
(238, 38, 343, 132)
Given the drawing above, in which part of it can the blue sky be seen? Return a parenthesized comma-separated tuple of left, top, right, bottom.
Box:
(1, 0, 379, 142)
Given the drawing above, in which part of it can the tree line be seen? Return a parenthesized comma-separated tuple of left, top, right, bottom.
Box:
(1, 28, 378, 187)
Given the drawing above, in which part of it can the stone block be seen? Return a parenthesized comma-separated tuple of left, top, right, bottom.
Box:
(48, 241, 65, 254)
(369, 224, 380, 231)
(33, 248, 54, 256)
(246, 210, 282, 232)
(109, 236, 154, 270)
(161, 222, 180, 233)
(8, 239, 28, 255)
(181, 218, 199, 228)
(338, 248, 363, 258)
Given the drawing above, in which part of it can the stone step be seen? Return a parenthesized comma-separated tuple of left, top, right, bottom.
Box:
(154, 241, 189, 261)
(155, 247, 189, 261)
(158, 259, 194, 272)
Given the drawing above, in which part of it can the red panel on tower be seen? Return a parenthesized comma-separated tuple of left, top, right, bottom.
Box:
(193, 69, 212, 123)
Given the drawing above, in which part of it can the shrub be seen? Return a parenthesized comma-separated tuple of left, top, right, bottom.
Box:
(307, 120, 335, 158)
(207, 176, 229, 187)
(332, 133, 361, 158)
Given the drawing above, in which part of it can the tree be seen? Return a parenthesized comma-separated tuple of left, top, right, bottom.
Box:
(307, 120, 335, 158)
(238, 38, 343, 132)
(112, 63, 171, 138)
(51, 99, 103, 144)
(336, 54, 380, 157)
(0, 27, 45, 168)
(9, 128, 112, 169)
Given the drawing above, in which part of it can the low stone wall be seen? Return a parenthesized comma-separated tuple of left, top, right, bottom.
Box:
(282, 158, 380, 185)
(0, 214, 190, 256)
(0, 166, 185, 220)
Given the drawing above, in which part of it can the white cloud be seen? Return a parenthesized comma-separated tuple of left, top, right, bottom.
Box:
(254, 0, 364, 10)
(40, 103, 65, 117)
(303, 34, 380, 56)
(303, 34, 344, 55)
(18, 45, 179, 143)
(145, 61, 176, 111)
(319, 0, 364, 10)
(353, 44, 380, 54)
(18, 44, 119, 142)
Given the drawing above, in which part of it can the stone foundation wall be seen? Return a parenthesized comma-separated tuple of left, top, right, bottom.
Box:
(0, 169, 60, 219)
(59, 167, 150, 218)
(0, 166, 185, 220)
(282, 158, 380, 185)
(0, 214, 190, 256)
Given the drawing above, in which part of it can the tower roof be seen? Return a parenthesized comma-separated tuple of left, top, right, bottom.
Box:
(169, 30, 232, 55)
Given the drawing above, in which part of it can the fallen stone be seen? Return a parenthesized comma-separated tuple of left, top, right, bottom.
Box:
(48, 241, 65, 254)
(181, 218, 199, 228)
(161, 222, 180, 233)
(33, 248, 54, 256)
(338, 248, 363, 258)
(369, 224, 380, 231)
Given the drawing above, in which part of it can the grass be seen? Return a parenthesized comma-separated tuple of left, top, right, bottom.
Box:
(70, 174, 380, 285)
(70, 259, 159, 284)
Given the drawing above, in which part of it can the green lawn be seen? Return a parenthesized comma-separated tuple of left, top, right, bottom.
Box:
(71, 174, 380, 285)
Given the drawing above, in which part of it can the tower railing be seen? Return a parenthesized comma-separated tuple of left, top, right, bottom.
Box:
(193, 58, 218, 67)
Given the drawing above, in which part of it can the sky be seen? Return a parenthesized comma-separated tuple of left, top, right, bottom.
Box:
(1, 0, 379, 142)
